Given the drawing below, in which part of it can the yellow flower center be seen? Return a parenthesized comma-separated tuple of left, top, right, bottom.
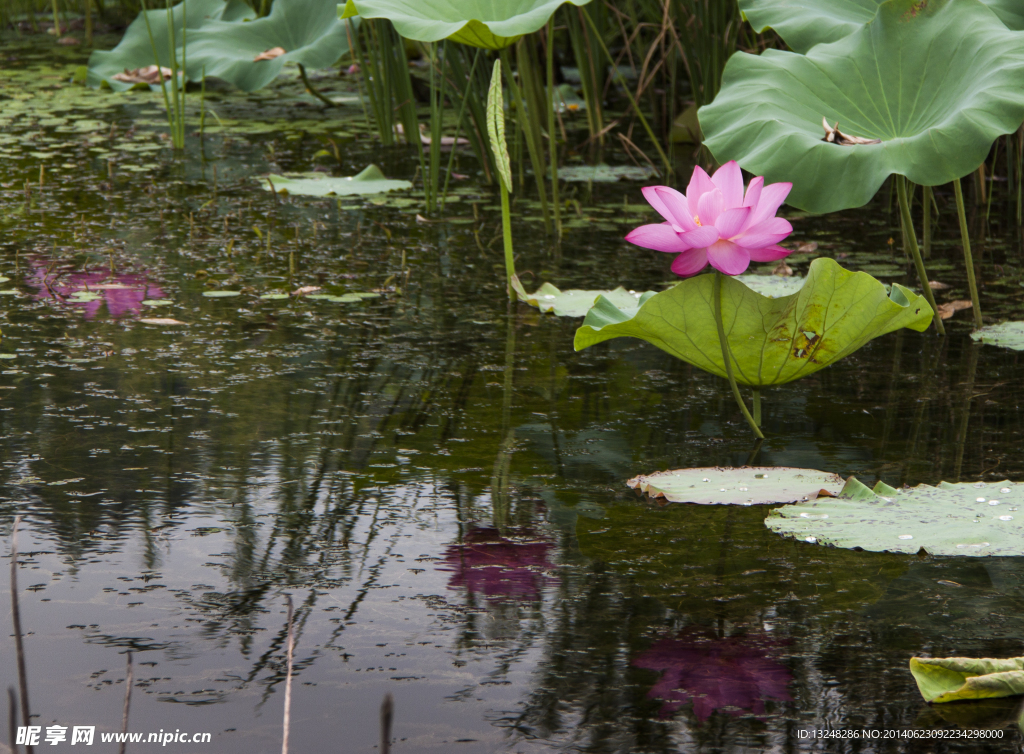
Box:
(693, 214, 702, 227)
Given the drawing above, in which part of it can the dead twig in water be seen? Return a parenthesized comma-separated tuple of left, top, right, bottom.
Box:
(380, 693, 393, 754)
(10, 516, 33, 754)
(118, 652, 133, 754)
(281, 595, 294, 754)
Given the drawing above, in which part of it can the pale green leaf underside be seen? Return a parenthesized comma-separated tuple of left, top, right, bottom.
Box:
(911, 657, 1024, 703)
(339, 0, 591, 49)
(514, 279, 651, 317)
(700, 0, 1024, 213)
(573, 257, 932, 387)
(486, 61, 513, 191)
(767, 477, 1024, 556)
(733, 273, 805, 298)
(262, 165, 412, 196)
(970, 321, 1024, 351)
(739, 0, 1024, 54)
(627, 466, 843, 505)
(89, 0, 351, 92)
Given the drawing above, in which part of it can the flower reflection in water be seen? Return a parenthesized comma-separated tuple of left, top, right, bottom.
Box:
(633, 629, 792, 721)
(438, 527, 556, 602)
(28, 263, 166, 319)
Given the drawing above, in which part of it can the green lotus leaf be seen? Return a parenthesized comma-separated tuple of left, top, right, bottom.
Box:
(557, 164, 657, 183)
(766, 477, 1024, 556)
(87, 0, 253, 91)
(262, 165, 412, 197)
(573, 257, 932, 388)
(339, 0, 591, 49)
(700, 0, 1024, 213)
(513, 278, 652, 317)
(739, 0, 1024, 54)
(89, 0, 352, 93)
(970, 321, 1024, 351)
(911, 657, 1024, 703)
(738, 0, 881, 53)
(626, 466, 843, 505)
(202, 290, 242, 297)
(577, 501, 906, 622)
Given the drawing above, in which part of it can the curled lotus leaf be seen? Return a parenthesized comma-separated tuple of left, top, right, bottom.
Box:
(262, 165, 412, 197)
(339, 0, 591, 49)
(512, 277, 652, 317)
(573, 257, 932, 388)
(911, 657, 1024, 703)
(739, 0, 1024, 54)
(627, 466, 844, 505)
(766, 477, 1024, 557)
(700, 0, 1024, 213)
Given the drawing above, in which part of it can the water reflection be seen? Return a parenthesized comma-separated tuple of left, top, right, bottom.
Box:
(438, 526, 556, 602)
(633, 629, 792, 721)
(27, 261, 166, 319)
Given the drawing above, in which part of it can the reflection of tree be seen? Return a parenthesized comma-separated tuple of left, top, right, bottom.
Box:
(632, 628, 791, 721)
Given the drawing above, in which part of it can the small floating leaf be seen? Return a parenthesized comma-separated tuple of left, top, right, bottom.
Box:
(141, 299, 172, 306)
(202, 290, 242, 298)
(557, 164, 657, 183)
(970, 321, 1024, 351)
(766, 478, 1024, 556)
(0, 354, 16, 360)
(139, 318, 187, 325)
(627, 467, 843, 505)
(0, 290, 21, 296)
(259, 293, 290, 300)
(263, 165, 411, 197)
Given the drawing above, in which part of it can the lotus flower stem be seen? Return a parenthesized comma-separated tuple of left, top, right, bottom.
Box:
(546, 16, 561, 240)
(922, 185, 931, 259)
(298, 64, 335, 108)
(713, 272, 763, 439)
(953, 178, 983, 328)
(752, 390, 761, 426)
(500, 180, 515, 299)
(896, 177, 944, 335)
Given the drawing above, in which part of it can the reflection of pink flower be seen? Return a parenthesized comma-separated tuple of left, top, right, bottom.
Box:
(632, 629, 792, 721)
(438, 527, 556, 601)
(27, 263, 166, 319)
(625, 161, 793, 276)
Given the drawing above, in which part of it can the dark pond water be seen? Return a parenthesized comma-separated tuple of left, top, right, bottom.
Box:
(3, 37, 1024, 754)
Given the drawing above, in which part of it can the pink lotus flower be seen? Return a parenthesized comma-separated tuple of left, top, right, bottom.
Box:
(625, 161, 794, 277)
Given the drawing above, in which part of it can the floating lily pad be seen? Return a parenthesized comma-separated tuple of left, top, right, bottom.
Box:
(574, 257, 932, 387)
(627, 467, 844, 505)
(0, 291, 21, 296)
(970, 321, 1024, 351)
(259, 293, 291, 300)
(911, 657, 1024, 703)
(734, 274, 805, 299)
(557, 164, 657, 183)
(142, 299, 172, 306)
(513, 278, 652, 318)
(323, 293, 380, 303)
(766, 477, 1024, 556)
(340, 0, 591, 49)
(701, 0, 1024, 213)
(0, 354, 16, 360)
(68, 291, 103, 301)
(263, 165, 411, 197)
(202, 290, 242, 298)
(0, 277, 10, 284)
(139, 318, 187, 325)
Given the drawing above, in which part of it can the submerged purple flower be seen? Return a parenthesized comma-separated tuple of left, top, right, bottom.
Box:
(438, 527, 556, 602)
(28, 263, 166, 319)
(632, 629, 792, 721)
(625, 161, 794, 276)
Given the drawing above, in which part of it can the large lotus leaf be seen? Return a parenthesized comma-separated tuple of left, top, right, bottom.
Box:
(971, 321, 1024, 351)
(767, 477, 1024, 556)
(88, 0, 253, 91)
(339, 0, 591, 49)
(911, 657, 1024, 703)
(89, 0, 350, 93)
(740, 0, 1024, 52)
(700, 0, 1024, 213)
(573, 257, 932, 388)
(626, 466, 843, 505)
(512, 278, 653, 317)
(738, 0, 881, 53)
(262, 165, 411, 196)
(576, 502, 906, 622)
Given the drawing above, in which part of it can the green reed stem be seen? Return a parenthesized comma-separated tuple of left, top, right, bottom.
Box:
(501, 180, 515, 300)
(752, 389, 761, 427)
(953, 177, 984, 329)
(545, 17, 561, 239)
(501, 46, 550, 233)
(713, 272, 763, 439)
(440, 48, 481, 212)
(922, 184, 931, 259)
(896, 176, 944, 334)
